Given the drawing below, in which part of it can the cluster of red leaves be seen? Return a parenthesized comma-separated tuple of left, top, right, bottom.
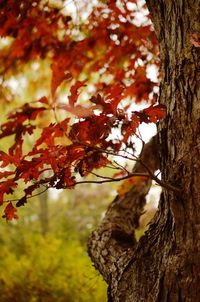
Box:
(0, 0, 164, 220)
(0, 0, 72, 71)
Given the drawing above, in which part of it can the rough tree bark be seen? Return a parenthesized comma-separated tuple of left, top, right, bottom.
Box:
(88, 1, 200, 301)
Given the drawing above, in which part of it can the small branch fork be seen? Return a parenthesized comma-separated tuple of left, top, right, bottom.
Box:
(67, 169, 180, 193)
(71, 140, 181, 193)
(138, 160, 181, 193)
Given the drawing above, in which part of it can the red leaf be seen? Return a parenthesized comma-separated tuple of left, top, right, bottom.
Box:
(38, 96, 49, 105)
(8, 103, 46, 121)
(51, 54, 72, 97)
(144, 104, 166, 123)
(0, 171, 14, 179)
(90, 94, 105, 107)
(0, 179, 18, 205)
(0, 151, 19, 167)
(69, 116, 111, 145)
(15, 158, 45, 183)
(76, 151, 109, 176)
(35, 118, 70, 148)
(122, 116, 140, 143)
(68, 81, 87, 107)
(2, 202, 19, 221)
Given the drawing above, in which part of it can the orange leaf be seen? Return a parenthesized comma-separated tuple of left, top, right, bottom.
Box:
(117, 176, 148, 196)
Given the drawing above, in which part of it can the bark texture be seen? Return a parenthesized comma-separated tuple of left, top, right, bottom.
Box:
(89, 1, 200, 301)
(88, 135, 160, 300)
(88, 181, 146, 285)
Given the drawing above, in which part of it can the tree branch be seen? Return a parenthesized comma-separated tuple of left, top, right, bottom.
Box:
(72, 140, 180, 193)
(88, 134, 160, 296)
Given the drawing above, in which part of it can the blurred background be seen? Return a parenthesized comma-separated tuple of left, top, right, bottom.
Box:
(0, 180, 113, 302)
(0, 169, 159, 302)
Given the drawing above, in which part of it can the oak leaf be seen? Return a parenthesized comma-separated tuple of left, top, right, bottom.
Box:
(2, 202, 19, 221)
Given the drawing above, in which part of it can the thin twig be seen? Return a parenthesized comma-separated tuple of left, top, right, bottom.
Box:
(90, 171, 121, 180)
(113, 160, 130, 174)
(63, 172, 150, 188)
(138, 160, 182, 193)
(7, 187, 49, 203)
(74, 140, 138, 161)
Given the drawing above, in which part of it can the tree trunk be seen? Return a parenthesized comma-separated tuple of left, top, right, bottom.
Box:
(88, 1, 200, 301)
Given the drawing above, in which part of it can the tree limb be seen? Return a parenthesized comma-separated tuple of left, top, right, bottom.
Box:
(88, 134, 160, 296)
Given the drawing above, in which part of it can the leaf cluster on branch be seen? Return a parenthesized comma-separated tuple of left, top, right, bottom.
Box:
(0, 0, 166, 220)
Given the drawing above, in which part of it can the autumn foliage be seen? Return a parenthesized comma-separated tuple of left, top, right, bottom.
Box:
(0, 0, 165, 220)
